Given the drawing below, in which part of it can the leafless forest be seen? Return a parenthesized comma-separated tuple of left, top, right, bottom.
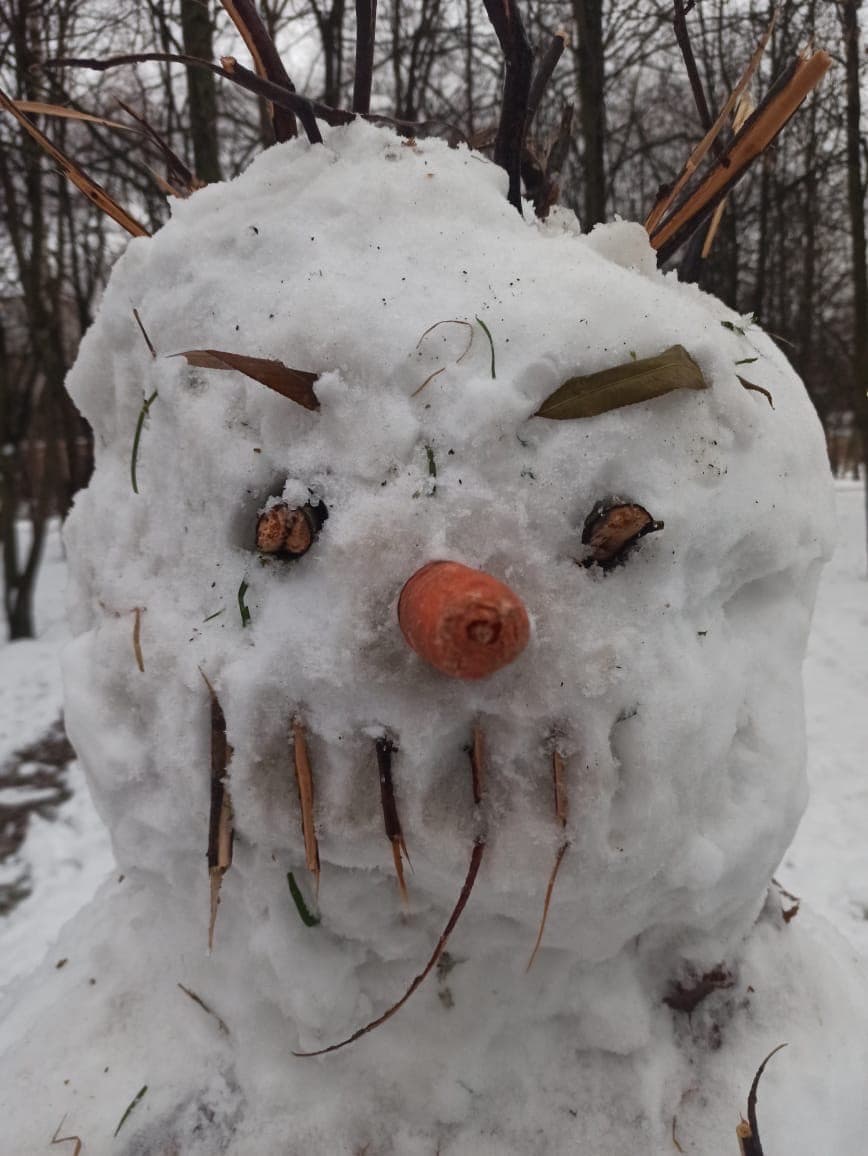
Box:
(1, 0, 866, 639)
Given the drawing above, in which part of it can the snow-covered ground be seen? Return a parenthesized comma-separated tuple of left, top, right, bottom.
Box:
(0, 520, 114, 990)
(0, 485, 864, 988)
(779, 481, 868, 955)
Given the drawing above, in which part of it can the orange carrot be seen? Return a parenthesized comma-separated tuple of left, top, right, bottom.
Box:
(398, 560, 530, 680)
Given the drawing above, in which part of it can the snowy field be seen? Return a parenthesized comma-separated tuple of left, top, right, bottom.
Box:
(0, 482, 865, 989)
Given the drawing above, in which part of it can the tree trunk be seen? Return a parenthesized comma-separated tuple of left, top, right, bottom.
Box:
(839, 0, 868, 570)
(572, 0, 606, 228)
(180, 0, 223, 183)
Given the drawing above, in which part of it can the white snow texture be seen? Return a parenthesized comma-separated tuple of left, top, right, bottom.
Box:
(2, 123, 867, 1155)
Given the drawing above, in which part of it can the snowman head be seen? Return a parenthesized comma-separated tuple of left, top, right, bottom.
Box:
(62, 123, 832, 1047)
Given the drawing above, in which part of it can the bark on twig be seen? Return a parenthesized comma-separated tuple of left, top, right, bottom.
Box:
(672, 1, 717, 146)
(375, 736, 410, 903)
(177, 982, 230, 1034)
(51, 1121, 82, 1155)
(353, 0, 377, 114)
(644, 16, 775, 237)
(469, 725, 486, 806)
(480, 0, 534, 212)
(220, 0, 298, 141)
(117, 100, 203, 194)
(201, 670, 234, 951)
(43, 53, 335, 143)
(221, 56, 322, 143)
(292, 718, 320, 891)
(294, 724, 490, 1056)
(43, 55, 465, 148)
(132, 607, 144, 672)
(526, 749, 569, 971)
(132, 309, 157, 358)
(526, 30, 566, 128)
(737, 1044, 787, 1155)
(651, 50, 831, 264)
(0, 86, 149, 237)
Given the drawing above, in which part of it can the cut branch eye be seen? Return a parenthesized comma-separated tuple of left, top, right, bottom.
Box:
(256, 500, 328, 559)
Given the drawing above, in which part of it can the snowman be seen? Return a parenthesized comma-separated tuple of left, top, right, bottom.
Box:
(1, 121, 867, 1156)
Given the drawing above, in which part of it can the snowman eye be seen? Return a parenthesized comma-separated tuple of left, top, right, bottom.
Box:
(255, 500, 328, 559)
(580, 497, 663, 569)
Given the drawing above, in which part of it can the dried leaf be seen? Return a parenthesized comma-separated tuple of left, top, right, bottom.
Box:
(536, 345, 708, 420)
(173, 350, 319, 410)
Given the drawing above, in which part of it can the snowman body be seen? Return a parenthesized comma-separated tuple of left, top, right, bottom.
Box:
(1, 123, 867, 1155)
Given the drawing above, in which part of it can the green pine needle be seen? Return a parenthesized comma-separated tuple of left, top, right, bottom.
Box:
(131, 391, 158, 494)
(237, 580, 251, 627)
(114, 1085, 148, 1137)
(287, 871, 320, 927)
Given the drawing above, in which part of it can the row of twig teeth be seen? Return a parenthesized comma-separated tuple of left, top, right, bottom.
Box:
(205, 687, 570, 1053)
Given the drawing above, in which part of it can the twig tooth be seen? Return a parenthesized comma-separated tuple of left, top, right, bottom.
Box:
(202, 670, 234, 951)
(294, 725, 491, 1057)
(391, 840, 409, 906)
(526, 843, 568, 973)
(293, 718, 320, 892)
(552, 749, 568, 827)
(132, 607, 144, 672)
(526, 748, 570, 972)
(132, 308, 157, 357)
(375, 737, 411, 904)
(469, 725, 486, 806)
(294, 840, 485, 1057)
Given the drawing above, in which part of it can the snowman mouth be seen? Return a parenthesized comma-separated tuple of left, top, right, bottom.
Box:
(289, 721, 569, 1058)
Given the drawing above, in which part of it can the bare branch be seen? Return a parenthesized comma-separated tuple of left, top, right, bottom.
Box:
(353, 0, 377, 114)
(481, 0, 534, 212)
(220, 0, 298, 141)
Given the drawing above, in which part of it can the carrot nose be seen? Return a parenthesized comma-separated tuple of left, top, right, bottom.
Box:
(397, 560, 530, 680)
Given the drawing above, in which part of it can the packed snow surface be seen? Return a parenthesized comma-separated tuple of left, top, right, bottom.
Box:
(2, 122, 867, 1154)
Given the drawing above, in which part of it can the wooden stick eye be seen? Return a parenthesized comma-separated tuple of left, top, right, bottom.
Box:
(256, 500, 327, 559)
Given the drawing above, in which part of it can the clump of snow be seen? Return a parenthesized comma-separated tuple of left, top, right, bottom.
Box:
(1, 121, 866, 1154)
